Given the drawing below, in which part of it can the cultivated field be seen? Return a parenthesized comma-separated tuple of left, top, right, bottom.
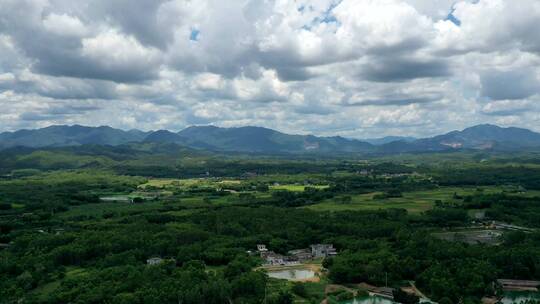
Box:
(304, 186, 502, 213)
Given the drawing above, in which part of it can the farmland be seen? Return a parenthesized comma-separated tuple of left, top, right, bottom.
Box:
(305, 186, 502, 213)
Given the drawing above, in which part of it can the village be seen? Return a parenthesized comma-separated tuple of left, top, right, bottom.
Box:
(254, 243, 337, 266)
(249, 243, 540, 304)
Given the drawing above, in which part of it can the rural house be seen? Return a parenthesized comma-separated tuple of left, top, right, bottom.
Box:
(146, 257, 164, 265)
(497, 279, 540, 291)
(287, 249, 312, 262)
(310, 244, 337, 258)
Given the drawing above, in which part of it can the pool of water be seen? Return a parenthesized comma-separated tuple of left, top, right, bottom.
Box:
(499, 291, 540, 304)
(267, 268, 315, 281)
(339, 295, 397, 304)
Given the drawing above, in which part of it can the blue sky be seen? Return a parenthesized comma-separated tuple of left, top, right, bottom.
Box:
(0, 0, 539, 138)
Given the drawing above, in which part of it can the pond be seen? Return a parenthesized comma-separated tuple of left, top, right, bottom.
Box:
(266, 268, 316, 281)
(499, 291, 540, 304)
(338, 295, 397, 304)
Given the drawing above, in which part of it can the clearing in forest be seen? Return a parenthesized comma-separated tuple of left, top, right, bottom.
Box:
(304, 186, 501, 213)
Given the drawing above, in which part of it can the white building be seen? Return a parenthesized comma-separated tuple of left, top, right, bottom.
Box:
(310, 244, 337, 258)
(146, 257, 164, 265)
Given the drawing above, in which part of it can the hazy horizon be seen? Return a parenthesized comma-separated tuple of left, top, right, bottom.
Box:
(1, 0, 539, 138)
(0, 122, 535, 141)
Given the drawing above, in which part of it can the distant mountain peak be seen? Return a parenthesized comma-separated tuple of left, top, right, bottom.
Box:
(0, 125, 148, 149)
(1, 123, 539, 154)
(175, 125, 372, 153)
(365, 136, 417, 145)
(378, 124, 540, 153)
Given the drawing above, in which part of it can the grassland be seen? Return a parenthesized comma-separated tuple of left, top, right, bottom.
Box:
(140, 177, 329, 191)
(139, 177, 243, 189)
(266, 273, 329, 303)
(139, 178, 209, 189)
(270, 184, 329, 192)
(59, 201, 171, 218)
(63, 190, 244, 220)
(304, 186, 503, 213)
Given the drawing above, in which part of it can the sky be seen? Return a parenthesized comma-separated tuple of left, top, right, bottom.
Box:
(0, 0, 539, 138)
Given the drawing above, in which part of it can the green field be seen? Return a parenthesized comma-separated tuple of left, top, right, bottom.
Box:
(139, 178, 243, 189)
(139, 178, 205, 188)
(59, 201, 170, 218)
(270, 184, 329, 192)
(304, 186, 503, 213)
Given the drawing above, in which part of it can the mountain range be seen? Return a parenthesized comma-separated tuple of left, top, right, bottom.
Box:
(1, 124, 540, 154)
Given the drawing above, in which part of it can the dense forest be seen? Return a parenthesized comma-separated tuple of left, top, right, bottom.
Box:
(1, 147, 540, 304)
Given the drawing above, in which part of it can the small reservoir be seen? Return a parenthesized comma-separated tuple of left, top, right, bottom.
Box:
(339, 295, 396, 304)
(267, 268, 316, 281)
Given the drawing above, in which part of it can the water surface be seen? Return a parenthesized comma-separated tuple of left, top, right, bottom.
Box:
(267, 268, 315, 281)
(339, 295, 397, 304)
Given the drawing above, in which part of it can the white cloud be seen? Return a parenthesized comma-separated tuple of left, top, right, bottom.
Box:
(81, 30, 161, 69)
(403, 0, 456, 19)
(42, 13, 88, 37)
(0, 72, 15, 83)
(193, 73, 225, 91)
(0, 0, 539, 137)
(334, 0, 433, 52)
(434, 0, 540, 54)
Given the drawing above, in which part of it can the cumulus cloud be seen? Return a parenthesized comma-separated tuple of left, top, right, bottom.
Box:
(79, 30, 162, 81)
(480, 68, 540, 100)
(0, 0, 539, 137)
(481, 99, 538, 116)
(434, 0, 540, 54)
(42, 13, 89, 37)
(359, 57, 451, 82)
